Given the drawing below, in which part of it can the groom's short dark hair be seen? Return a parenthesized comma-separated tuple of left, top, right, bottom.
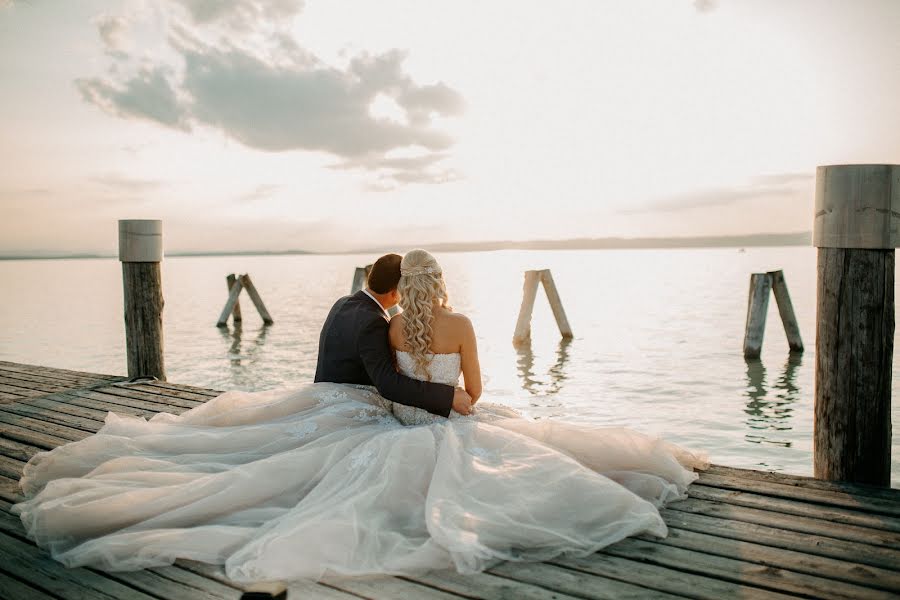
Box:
(367, 253, 402, 294)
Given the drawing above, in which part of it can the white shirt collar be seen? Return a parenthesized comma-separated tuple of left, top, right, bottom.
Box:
(362, 288, 390, 319)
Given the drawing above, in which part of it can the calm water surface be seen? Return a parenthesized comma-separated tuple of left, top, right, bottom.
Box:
(2, 247, 898, 486)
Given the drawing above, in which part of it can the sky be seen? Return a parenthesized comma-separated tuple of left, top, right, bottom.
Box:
(1, 0, 899, 254)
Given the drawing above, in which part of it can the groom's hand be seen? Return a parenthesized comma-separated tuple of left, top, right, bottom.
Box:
(452, 387, 473, 415)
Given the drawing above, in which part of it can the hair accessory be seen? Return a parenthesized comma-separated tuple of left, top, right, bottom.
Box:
(401, 265, 441, 277)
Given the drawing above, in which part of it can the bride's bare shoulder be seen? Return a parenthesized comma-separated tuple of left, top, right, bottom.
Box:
(388, 313, 405, 348)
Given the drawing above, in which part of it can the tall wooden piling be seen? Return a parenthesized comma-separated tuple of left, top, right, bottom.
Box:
(813, 164, 898, 486)
(119, 219, 165, 381)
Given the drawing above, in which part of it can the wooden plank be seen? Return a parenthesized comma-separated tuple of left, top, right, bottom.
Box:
(0, 374, 75, 394)
(698, 472, 900, 517)
(0, 411, 90, 442)
(487, 561, 684, 600)
(97, 568, 229, 600)
(90, 385, 202, 409)
(49, 392, 155, 418)
(0, 389, 26, 401)
(706, 464, 900, 502)
(0, 570, 58, 600)
(689, 484, 900, 533)
(24, 396, 112, 423)
(0, 403, 103, 433)
(320, 575, 468, 599)
(123, 383, 212, 403)
(743, 272, 771, 359)
(0, 419, 71, 450)
(139, 565, 243, 600)
(553, 552, 794, 600)
(217, 277, 245, 327)
(148, 381, 220, 397)
(67, 388, 193, 414)
(0, 382, 47, 397)
(0, 369, 117, 391)
(668, 496, 900, 550)
(0, 530, 158, 600)
(0, 361, 121, 381)
(648, 523, 900, 593)
(0, 436, 44, 463)
(63, 389, 181, 415)
(286, 580, 363, 599)
(402, 569, 586, 600)
(0, 473, 23, 503)
(0, 506, 243, 600)
(240, 274, 274, 325)
(603, 537, 893, 600)
(0, 454, 25, 479)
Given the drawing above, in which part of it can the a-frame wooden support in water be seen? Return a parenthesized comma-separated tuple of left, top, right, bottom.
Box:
(217, 274, 274, 327)
(743, 269, 803, 359)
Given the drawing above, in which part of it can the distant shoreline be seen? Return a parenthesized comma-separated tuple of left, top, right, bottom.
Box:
(0, 231, 812, 261)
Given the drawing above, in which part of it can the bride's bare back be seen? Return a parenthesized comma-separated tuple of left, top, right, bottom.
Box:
(389, 306, 482, 403)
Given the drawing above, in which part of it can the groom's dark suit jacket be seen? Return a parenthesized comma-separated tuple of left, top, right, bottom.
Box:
(314, 290, 454, 417)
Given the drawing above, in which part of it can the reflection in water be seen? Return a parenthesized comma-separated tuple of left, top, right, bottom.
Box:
(219, 322, 270, 368)
(744, 353, 802, 447)
(516, 338, 572, 401)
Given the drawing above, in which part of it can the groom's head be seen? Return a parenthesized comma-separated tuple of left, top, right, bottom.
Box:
(366, 253, 402, 309)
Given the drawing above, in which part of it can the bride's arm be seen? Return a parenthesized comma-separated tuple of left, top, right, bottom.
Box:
(459, 317, 482, 403)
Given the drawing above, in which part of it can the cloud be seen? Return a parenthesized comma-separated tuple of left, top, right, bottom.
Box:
(76, 65, 190, 130)
(619, 172, 813, 215)
(236, 184, 283, 202)
(693, 0, 719, 13)
(77, 2, 464, 189)
(170, 0, 305, 30)
(91, 173, 166, 192)
(95, 14, 128, 51)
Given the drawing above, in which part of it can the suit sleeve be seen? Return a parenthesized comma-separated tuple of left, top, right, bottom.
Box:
(357, 314, 454, 417)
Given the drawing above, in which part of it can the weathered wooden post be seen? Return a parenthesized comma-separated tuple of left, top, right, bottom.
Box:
(768, 269, 803, 353)
(226, 274, 243, 323)
(351, 265, 372, 294)
(119, 219, 165, 381)
(743, 273, 771, 359)
(813, 164, 898, 486)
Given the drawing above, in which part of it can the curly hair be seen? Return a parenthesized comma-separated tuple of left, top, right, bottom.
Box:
(397, 249, 451, 381)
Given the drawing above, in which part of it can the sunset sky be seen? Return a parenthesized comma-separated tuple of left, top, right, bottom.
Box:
(2, 0, 899, 254)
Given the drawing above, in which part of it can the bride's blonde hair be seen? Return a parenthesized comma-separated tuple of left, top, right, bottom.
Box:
(398, 249, 451, 381)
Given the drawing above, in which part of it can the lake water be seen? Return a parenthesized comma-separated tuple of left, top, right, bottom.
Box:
(1, 247, 898, 486)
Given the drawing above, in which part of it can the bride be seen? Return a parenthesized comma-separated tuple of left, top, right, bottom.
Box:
(13, 249, 707, 582)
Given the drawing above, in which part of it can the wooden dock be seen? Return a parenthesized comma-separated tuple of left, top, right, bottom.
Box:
(0, 360, 898, 599)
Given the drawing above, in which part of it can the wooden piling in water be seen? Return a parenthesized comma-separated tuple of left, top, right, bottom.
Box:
(118, 219, 166, 381)
(513, 270, 572, 345)
(226, 274, 243, 323)
(813, 164, 898, 486)
(768, 269, 803, 353)
(240, 274, 274, 325)
(351, 265, 372, 294)
(742, 273, 771, 359)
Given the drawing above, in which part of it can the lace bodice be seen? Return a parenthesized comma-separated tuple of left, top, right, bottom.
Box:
(392, 351, 520, 425)
(395, 351, 461, 386)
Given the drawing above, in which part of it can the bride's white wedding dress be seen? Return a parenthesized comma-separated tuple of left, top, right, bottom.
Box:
(13, 351, 707, 582)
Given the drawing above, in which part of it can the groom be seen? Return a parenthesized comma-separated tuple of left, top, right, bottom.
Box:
(315, 253, 473, 416)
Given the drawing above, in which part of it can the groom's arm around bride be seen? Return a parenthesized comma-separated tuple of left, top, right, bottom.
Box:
(314, 254, 472, 417)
